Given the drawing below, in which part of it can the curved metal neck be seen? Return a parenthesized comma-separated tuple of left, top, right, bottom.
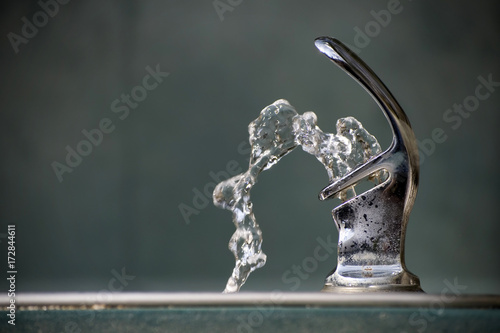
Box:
(315, 37, 419, 200)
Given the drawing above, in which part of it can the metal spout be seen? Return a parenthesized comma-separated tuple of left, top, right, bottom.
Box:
(315, 37, 422, 292)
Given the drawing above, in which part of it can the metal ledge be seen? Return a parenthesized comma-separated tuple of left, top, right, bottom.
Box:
(2, 292, 499, 310)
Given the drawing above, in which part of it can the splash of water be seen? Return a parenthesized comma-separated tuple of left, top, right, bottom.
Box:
(213, 99, 383, 293)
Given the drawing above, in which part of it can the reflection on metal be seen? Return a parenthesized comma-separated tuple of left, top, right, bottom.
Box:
(315, 37, 422, 292)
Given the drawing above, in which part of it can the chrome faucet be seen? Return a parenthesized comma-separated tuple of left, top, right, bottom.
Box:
(315, 37, 423, 292)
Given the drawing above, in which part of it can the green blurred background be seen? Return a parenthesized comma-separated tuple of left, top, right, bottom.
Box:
(0, 0, 499, 294)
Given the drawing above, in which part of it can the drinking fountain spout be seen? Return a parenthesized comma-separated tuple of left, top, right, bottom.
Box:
(315, 37, 423, 292)
(213, 36, 423, 293)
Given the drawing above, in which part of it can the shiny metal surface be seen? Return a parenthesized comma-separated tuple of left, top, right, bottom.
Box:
(2, 292, 499, 309)
(315, 37, 421, 292)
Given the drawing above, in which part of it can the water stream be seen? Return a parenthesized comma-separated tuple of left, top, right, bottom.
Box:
(213, 99, 383, 293)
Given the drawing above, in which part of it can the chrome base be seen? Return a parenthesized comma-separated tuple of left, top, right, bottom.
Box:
(322, 284, 424, 293)
(322, 268, 423, 293)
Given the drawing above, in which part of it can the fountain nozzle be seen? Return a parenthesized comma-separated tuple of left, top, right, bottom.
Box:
(315, 37, 422, 293)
